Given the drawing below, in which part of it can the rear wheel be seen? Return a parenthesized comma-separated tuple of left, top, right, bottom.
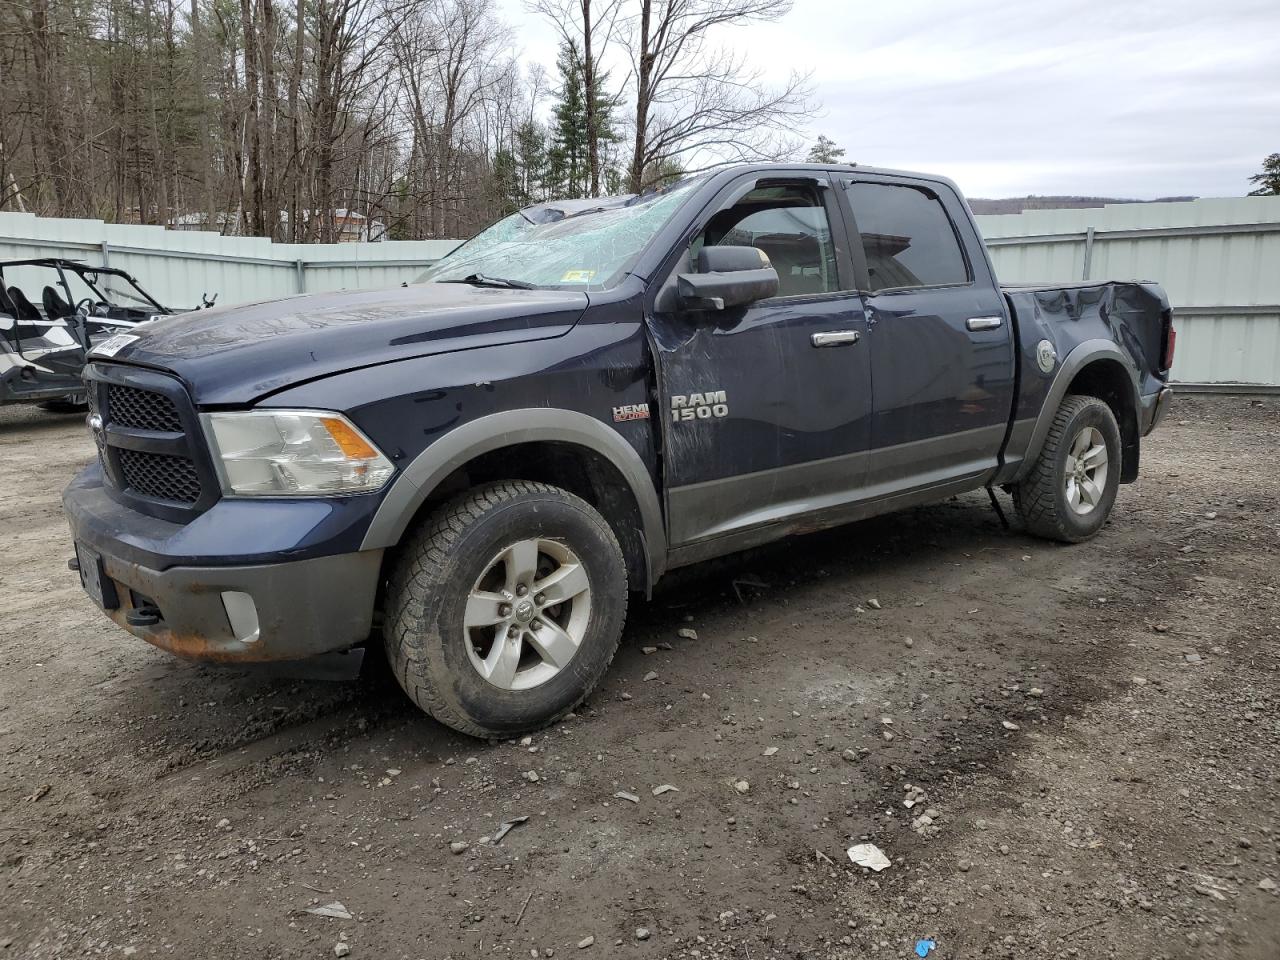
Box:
(1013, 394, 1122, 543)
(383, 481, 628, 738)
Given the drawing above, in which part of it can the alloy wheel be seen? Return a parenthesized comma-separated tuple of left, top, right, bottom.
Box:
(1064, 425, 1108, 515)
(463, 538, 592, 690)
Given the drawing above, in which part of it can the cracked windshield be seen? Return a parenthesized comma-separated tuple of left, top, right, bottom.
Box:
(416, 177, 705, 290)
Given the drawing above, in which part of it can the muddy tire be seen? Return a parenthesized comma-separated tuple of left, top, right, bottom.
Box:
(383, 481, 628, 738)
(1013, 395, 1122, 543)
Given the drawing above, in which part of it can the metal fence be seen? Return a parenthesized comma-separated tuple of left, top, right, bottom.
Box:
(4, 196, 1279, 387)
(0, 211, 459, 311)
(976, 196, 1280, 388)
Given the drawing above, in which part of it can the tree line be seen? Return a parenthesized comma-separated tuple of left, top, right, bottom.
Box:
(0, 0, 817, 242)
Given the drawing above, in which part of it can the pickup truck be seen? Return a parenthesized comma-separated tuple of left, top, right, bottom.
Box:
(63, 163, 1175, 737)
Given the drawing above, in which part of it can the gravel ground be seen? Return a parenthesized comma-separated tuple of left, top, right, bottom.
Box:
(0, 394, 1277, 960)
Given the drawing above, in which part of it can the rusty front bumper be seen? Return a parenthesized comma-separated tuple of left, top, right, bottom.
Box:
(88, 550, 383, 662)
(64, 463, 384, 663)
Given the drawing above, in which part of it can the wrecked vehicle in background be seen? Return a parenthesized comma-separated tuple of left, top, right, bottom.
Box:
(0, 258, 210, 410)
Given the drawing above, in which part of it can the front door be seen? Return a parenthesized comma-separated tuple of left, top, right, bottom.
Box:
(650, 175, 874, 552)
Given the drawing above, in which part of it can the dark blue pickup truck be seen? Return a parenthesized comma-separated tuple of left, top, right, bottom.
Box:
(63, 163, 1175, 736)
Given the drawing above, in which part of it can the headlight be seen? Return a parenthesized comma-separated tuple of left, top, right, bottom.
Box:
(202, 410, 395, 496)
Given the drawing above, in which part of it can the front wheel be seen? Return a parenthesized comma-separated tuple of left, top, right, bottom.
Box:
(383, 481, 628, 738)
(1013, 394, 1122, 543)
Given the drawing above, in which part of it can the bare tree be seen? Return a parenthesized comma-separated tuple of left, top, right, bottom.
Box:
(390, 0, 514, 237)
(238, 0, 264, 235)
(307, 0, 398, 240)
(528, 0, 623, 197)
(0, 0, 823, 237)
(624, 0, 814, 193)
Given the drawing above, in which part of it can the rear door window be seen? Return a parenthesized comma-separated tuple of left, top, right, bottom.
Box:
(846, 183, 970, 291)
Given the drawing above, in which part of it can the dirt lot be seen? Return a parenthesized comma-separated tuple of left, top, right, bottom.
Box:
(1, 395, 1277, 960)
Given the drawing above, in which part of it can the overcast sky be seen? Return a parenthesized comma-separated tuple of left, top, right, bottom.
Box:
(498, 0, 1279, 199)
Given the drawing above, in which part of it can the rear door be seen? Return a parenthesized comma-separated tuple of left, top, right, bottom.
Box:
(650, 173, 873, 551)
(837, 176, 1014, 495)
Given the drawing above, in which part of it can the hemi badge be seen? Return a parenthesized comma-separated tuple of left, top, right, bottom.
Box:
(612, 403, 650, 423)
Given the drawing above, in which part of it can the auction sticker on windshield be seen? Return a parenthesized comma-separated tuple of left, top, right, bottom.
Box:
(560, 270, 597, 283)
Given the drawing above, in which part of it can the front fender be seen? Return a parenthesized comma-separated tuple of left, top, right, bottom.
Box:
(358, 407, 667, 577)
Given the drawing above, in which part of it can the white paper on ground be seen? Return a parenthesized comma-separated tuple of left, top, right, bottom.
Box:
(847, 843, 891, 872)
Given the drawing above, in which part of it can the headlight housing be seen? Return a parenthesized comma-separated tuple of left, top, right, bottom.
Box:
(202, 410, 395, 496)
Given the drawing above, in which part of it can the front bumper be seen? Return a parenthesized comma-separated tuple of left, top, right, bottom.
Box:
(1140, 385, 1174, 436)
(63, 464, 384, 663)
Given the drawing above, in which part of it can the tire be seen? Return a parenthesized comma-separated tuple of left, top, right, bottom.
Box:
(383, 481, 628, 738)
(1013, 394, 1122, 543)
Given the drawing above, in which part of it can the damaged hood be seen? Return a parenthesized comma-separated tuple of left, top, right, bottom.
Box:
(103, 283, 589, 405)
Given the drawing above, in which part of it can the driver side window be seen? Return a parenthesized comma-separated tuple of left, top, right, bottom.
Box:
(689, 184, 839, 298)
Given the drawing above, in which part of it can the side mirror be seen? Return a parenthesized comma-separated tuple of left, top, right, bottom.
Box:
(677, 245, 778, 311)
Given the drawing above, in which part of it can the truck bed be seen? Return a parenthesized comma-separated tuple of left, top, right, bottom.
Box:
(999, 279, 1173, 485)
(1002, 279, 1170, 382)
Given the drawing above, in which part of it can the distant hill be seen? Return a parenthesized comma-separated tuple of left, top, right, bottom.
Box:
(968, 195, 1197, 216)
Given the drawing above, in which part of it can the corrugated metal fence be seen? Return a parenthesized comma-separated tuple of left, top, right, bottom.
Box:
(976, 196, 1280, 387)
(3, 197, 1279, 387)
(0, 211, 459, 311)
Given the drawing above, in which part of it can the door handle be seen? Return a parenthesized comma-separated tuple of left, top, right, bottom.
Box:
(966, 316, 1003, 331)
(811, 330, 861, 347)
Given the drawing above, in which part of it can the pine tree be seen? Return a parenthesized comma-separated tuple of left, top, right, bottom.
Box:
(515, 121, 548, 203)
(492, 148, 521, 215)
(641, 157, 685, 191)
(547, 43, 589, 198)
(806, 135, 845, 164)
(587, 68, 618, 196)
(1248, 154, 1280, 196)
(546, 40, 617, 199)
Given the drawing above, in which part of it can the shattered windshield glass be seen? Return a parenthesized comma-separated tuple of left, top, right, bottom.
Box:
(416, 177, 706, 290)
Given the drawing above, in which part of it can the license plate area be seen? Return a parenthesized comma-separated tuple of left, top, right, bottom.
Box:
(75, 543, 119, 610)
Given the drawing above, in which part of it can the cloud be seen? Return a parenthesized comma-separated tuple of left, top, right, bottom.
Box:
(499, 0, 1280, 197)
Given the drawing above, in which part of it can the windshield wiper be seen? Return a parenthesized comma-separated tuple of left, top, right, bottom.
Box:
(440, 273, 536, 290)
